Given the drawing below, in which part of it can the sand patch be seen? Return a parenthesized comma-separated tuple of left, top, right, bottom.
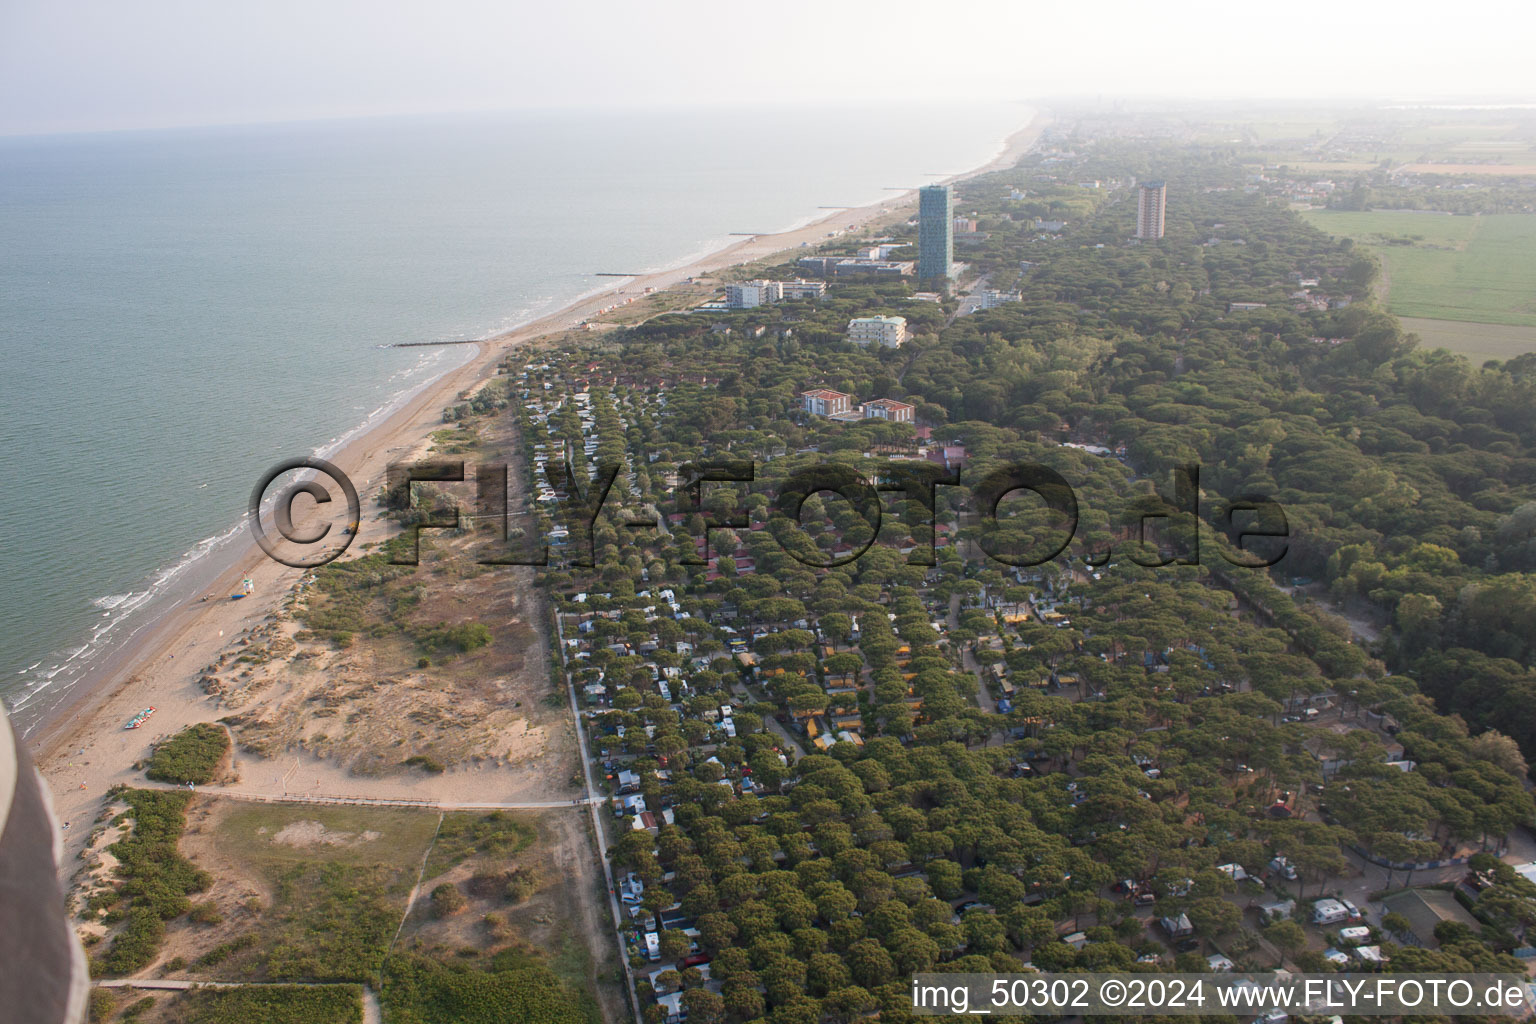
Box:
(268, 820, 383, 848)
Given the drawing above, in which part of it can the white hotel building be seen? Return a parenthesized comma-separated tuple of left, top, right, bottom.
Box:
(846, 315, 907, 348)
(724, 278, 827, 309)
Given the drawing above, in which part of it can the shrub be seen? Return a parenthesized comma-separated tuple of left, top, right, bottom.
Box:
(449, 622, 492, 652)
(424, 813, 536, 877)
(296, 551, 416, 646)
(189, 901, 223, 925)
(98, 909, 164, 974)
(85, 890, 118, 914)
(504, 870, 540, 905)
(418, 621, 493, 657)
(96, 790, 208, 974)
(110, 803, 210, 917)
(144, 723, 228, 785)
(173, 985, 363, 1024)
(194, 933, 258, 969)
(260, 863, 399, 983)
(403, 755, 446, 774)
(431, 883, 467, 917)
(380, 953, 590, 1024)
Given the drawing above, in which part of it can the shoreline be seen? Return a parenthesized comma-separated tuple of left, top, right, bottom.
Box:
(6, 340, 482, 734)
(30, 108, 1048, 841)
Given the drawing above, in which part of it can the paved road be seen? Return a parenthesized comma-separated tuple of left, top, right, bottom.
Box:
(946, 272, 992, 326)
(728, 676, 806, 760)
(950, 593, 1008, 743)
(1335, 824, 1536, 928)
(949, 593, 997, 716)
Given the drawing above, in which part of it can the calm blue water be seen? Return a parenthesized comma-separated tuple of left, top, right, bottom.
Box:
(0, 103, 1027, 731)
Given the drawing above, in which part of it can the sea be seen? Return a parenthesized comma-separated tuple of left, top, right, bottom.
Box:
(0, 102, 1028, 735)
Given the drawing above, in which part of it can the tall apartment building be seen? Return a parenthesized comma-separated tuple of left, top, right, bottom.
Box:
(1137, 180, 1167, 240)
(847, 315, 908, 349)
(917, 184, 953, 280)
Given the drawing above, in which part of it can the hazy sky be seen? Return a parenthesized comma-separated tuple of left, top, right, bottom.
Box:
(2, 0, 1530, 135)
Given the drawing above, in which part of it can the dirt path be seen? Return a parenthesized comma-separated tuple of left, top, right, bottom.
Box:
(362, 985, 381, 1024)
(548, 808, 628, 1024)
(133, 778, 604, 810)
(390, 811, 445, 953)
(554, 609, 638, 1022)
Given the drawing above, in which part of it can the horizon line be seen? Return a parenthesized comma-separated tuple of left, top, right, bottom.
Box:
(6, 91, 1536, 142)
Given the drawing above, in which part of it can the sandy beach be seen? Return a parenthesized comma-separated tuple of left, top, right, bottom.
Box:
(31, 110, 1047, 857)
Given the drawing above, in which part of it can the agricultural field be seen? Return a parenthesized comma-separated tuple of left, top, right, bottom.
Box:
(1392, 121, 1536, 168)
(1397, 317, 1536, 365)
(1224, 112, 1536, 169)
(1301, 210, 1536, 329)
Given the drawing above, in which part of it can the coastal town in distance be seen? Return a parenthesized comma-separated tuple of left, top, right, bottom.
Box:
(4, 3, 1536, 1014)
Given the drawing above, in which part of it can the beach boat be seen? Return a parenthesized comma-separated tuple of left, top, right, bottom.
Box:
(124, 706, 156, 730)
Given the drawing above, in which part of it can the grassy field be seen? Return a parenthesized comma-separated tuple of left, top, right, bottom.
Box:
(1398, 121, 1525, 145)
(219, 802, 442, 871)
(1223, 113, 1535, 168)
(398, 811, 610, 1007)
(1398, 316, 1536, 364)
(1301, 210, 1536, 327)
(390, 810, 610, 1024)
(202, 803, 442, 982)
(419, 810, 536, 881)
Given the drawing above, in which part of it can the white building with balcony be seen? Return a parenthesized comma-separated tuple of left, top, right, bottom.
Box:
(847, 315, 907, 348)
